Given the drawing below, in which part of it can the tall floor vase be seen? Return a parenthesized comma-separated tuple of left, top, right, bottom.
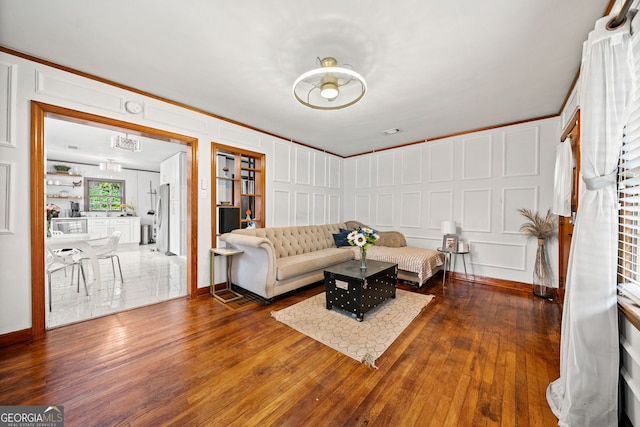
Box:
(533, 238, 553, 297)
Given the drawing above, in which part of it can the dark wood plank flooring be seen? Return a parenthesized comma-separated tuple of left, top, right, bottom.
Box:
(0, 275, 561, 426)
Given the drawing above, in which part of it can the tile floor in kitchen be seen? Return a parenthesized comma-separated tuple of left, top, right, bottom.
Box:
(46, 243, 187, 329)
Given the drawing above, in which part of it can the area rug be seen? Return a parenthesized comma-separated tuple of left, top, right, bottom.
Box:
(271, 290, 434, 368)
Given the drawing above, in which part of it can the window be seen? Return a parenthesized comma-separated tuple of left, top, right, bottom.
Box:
(84, 178, 126, 212)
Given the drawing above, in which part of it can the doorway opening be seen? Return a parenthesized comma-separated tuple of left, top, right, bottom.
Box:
(31, 101, 198, 338)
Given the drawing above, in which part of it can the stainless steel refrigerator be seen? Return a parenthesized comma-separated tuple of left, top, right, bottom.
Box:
(156, 183, 171, 255)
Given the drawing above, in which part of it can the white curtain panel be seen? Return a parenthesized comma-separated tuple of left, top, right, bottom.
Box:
(553, 137, 573, 217)
(546, 14, 633, 426)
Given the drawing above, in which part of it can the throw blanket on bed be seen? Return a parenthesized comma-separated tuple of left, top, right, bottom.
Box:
(351, 246, 443, 284)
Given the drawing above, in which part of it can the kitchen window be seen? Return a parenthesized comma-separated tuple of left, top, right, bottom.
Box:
(84, 178, 126, 212)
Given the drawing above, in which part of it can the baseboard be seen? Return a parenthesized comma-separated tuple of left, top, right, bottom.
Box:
(0, 328, 33, 348)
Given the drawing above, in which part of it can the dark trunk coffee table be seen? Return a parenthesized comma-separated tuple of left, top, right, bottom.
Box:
(324, 259, 398, 321)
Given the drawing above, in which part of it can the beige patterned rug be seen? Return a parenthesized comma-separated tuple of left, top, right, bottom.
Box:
(271, 289, 434, 368)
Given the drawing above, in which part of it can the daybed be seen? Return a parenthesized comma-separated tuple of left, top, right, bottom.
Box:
(220, 222, 443, 301)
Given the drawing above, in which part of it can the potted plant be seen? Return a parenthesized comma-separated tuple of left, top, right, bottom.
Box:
(518, 208, 556, 297)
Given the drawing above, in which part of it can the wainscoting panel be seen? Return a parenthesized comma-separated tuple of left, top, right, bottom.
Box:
(376, 152, 395, 187)
(400, 192, 422, 228)
(313, 152, 327, 187)
(376, 193, 394, 227)
(273, 190, 290, 227)
(355, 194, 371, 225)
(0, 161, 14, 234)
(462, 189, 492, 232)
(0, 61, 16, 148)
(145, 104, 208, 134)
(502, 186, 538, 234)
(295, 147, 311, 185)
(329, 194, 340, 224)
(503, 126, 539, 177)
(295, 192, 310, 226)
(273, 140, 291, 183)
(428, 190, 454, 230)
(218, 123, 261, 147)
(470, 240, 526, 271)
(329, 156, 340, 189)
(355, 157, 371, 188)
(313, 193, 326, 225)
(428, 140, 454, 182)
(462, 135, 492, 180)
(401, 146, 422, 184)
(36, 71, 124, 114)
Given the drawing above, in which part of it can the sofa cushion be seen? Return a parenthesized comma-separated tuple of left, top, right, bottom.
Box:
(332, 229, 351, 247)
(276, 248, 354, 281)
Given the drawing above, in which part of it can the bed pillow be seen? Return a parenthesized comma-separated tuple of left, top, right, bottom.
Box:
(332, 229, 352, 247)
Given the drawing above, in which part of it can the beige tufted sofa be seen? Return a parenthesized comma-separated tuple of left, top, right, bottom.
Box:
(220, 223, 353, 301)
(220, 221, 443, 302)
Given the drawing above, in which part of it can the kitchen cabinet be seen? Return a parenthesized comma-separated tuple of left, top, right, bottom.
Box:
(87, 217, 140, 244)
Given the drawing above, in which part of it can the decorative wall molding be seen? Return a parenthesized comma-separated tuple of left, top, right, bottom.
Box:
(501, 186, 538, 234)
(462, 188, 492, 232)
(355, 157, 371, 188)
(0, 61, 17, 148)
(355, 194, 371, 224)
(0, 161, 15, 234)
(400, 191, 421, 228)
(313, 152, 327, 187)
(295, 147, 311, 185)
(294, 191, 310, 225)
(145, 103, 208, 134)
(428, 140, 454, 182)
(428, 190, 454, 230)
(376, 152, 395, 187)
(462, 135, 492, 180)
(313, 193, 326, 225)
(273, 189, 290, 227)
(502, 126, 539, 177)
(375, 193, 394, 226)
(328, 156, 340, 189)
(401, 146, 422, 184)
(329, 194, 340, 223)
(469, 240, 526, 271)
(218, 123, 261, 147)
(273, 140, 291, 183)
(35, 71, 124, 114)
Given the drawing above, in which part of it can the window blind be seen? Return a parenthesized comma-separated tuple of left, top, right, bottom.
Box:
(618, 27, 640, 301)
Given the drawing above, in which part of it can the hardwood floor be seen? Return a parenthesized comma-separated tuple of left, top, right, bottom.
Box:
(0, 275, 561, 426)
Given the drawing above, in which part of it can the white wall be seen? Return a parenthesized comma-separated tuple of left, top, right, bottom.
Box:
(0, 51, 342, 335)
(343, 117, 561, 284)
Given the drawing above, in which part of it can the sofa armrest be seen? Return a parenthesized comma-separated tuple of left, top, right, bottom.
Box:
(220, 233, 277, 298)
(376, 231, 407, 248)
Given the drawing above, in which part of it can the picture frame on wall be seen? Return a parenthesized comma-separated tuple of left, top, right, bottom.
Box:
(442, 234, 458, 252)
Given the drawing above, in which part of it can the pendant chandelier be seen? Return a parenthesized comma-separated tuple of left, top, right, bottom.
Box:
(293, 57, 367, 110)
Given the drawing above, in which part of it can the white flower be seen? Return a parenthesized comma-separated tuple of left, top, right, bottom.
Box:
(353, 234, 367, 247)
(347, 231, 358, 241)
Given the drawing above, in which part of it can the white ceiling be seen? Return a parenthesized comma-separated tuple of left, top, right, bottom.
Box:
(1, 0, 611, 157)
(44, 118, 186, 173)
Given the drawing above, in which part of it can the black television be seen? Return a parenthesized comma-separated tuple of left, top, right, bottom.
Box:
(218, 206, 240, 234)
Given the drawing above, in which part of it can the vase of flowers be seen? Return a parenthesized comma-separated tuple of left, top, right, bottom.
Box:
(45, 203, 61, 237)
(518, 208, 556, 298)
(347, 227, 380, 270)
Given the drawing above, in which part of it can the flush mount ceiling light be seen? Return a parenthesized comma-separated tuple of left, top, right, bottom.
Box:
(100, 159, 122, 172)
(293, 57, 367, 110)
(111, 134, 141, 152)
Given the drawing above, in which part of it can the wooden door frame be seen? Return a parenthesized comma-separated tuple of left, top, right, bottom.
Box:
(31, 101, 198, 339)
